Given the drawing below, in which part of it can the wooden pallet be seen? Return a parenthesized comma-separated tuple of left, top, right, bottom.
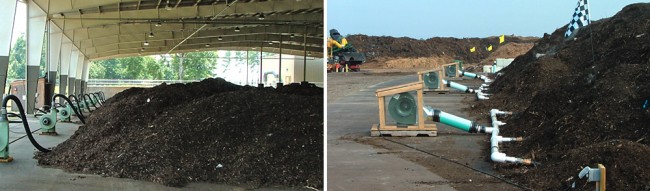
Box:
(370, 124, 437, 137)
(0, 156, 13, 163)
(40, 132, 58, 136)
(372, 82, 437, 137)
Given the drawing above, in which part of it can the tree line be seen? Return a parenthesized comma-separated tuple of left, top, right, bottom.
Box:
(8, 33, 268, 81)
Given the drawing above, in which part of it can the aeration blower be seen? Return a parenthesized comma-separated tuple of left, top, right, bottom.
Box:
(34, 94, 86, 135)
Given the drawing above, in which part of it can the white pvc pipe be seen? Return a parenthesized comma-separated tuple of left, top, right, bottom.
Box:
(489, 109, 532, 165)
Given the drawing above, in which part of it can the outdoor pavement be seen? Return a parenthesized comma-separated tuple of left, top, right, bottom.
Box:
(327, 74, 516, 190)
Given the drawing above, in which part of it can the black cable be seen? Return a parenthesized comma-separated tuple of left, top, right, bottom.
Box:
(2, 95, 51, 152)
(375, 125, 532, 190)
(9, 128, 41, 144)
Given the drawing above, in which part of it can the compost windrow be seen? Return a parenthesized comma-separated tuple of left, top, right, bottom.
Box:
(36, 78, 323, 188)
(469, 3, 650, 190)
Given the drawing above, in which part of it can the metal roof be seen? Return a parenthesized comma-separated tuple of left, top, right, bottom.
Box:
(32, 0, 323, 60)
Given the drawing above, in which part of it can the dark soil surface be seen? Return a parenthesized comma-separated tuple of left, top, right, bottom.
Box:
(470, 3, 650, 190)
(346, 34, 538, 64)
(35, 78, 323, 188)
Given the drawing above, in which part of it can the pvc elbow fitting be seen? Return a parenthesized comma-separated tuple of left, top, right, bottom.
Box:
(477, 94, 490, 100)
(491, 152, 507, 163)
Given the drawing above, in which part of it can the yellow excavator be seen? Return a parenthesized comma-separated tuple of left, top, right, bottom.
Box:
(327, 29, 365, 72)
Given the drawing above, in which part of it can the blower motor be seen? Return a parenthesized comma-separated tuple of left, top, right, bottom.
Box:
(387, 92, 417, 125)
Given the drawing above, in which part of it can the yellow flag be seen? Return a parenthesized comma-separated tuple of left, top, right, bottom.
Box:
(470, 47, 476, 52)
(499, 35, 505, 44)
(487, 45, 493, 51)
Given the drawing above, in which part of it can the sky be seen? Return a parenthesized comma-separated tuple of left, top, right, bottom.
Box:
(327, 0, 649, 39)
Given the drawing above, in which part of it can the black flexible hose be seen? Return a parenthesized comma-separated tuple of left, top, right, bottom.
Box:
(78, 94, 92, 112)
(98, 91, 106, 103)
(84, 94, 98, 109)
(53, 94, 86, 124)
(2, 95, 51, 153)
(90, 93, 102, 106)
(68, 95, 86, 120)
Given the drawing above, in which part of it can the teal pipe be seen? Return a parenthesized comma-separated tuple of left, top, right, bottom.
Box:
(460, 71, 478, 78)
(443, 80, 476, 93)
(431, 109, 486, 133)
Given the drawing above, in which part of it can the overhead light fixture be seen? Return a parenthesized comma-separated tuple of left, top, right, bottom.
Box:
(205, 44, 210, 47)
(144, 41, 150, 46)
(307, 52, 312, 56)
(252, 47, 257, 50)
(141, 47, 145, 51)
(155, 22, 162, 27)
(195, 49, 199, 51)
(290, 34, 295, 38)
(234, 27, 240, 32)
(268, 41, 273, 45)
(148, 32, 155, 37)
(258, 13, 265, 20)
(218, 36, 223, 41)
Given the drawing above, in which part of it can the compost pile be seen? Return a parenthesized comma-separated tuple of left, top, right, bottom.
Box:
(36, 78, 323, 188)
(474, 3, 650, 190)
(346, 34, 538, 64)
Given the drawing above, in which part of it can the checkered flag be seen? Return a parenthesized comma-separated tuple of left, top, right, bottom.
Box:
(565, 0, 591, 38)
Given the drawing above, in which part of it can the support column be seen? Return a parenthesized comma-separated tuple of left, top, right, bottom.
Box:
(81, 59, 89, 94)
(258, 45, 263, 88)
(277, 35, 283, 88)
(0, 0, 18, 97)
(48, 22, 62, 101)
(68, 49, 78, 96)
(302, 27, 308, 84)
(74, 54, 83, 95)
(26, 0, 48, 114)
(59, 41, 71, 96)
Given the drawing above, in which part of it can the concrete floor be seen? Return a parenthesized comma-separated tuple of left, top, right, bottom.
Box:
(327, 74, 520, 190)
(0, 115, 308, 191)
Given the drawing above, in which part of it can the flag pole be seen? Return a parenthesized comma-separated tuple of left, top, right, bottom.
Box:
(587, 0, 596, 65)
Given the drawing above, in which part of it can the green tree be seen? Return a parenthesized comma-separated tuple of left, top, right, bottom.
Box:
(171, 51, 218, 80)
(7, 33, 50, 79)
(8, 34, 26, 79)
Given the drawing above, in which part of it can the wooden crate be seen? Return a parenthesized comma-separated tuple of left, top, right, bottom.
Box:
(371, 82, 437, 137)
(417, 68, 448, 92)
(440, 62, 460, 78)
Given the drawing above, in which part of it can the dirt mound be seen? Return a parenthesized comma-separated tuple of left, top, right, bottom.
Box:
(363, 56, 454, 69)
(479, 43, 535, 65)
(36, 78, 323, 188)
(473, 3, 650, 190)
(346, 35, 537, 68)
